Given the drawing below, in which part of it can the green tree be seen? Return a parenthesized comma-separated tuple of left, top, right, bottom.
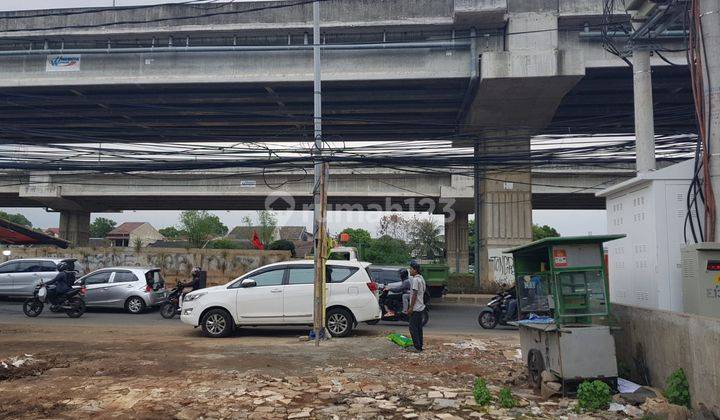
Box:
(159, 226, 183, 239)
(0, 211, 32, 227)
(207, 238, 243, 249)
(180, 211, 228, 248)
(242, 210, 277, 246)
(532, 224, 560, 241)
(364, 235, 411, 265)
(340, 228, 372, 259)
(89, 217, 116, 238)
(408, 218, 444, 260)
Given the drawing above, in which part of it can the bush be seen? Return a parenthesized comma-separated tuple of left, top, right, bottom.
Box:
(576, 380, 612, 412)
(498, 388, 516, 408)
(267, 239, 296, 257)
(207, 239, 243, 249)
(473, 378, 492, 406)
(664, 368, 690, 408)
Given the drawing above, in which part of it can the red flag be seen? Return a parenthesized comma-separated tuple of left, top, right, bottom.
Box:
(251, 230, 264, 250)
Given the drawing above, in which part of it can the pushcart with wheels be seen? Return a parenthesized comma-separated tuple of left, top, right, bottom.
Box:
(506, 235, 624, 394)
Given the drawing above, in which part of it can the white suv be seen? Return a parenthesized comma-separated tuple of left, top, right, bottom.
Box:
(180, 260, 381, 338)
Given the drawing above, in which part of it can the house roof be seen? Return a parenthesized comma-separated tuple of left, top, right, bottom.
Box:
(107, 222, 146, 237)
(0, 218, 70, 248)
(45, 227, 60, 235)
(279, 226, 311, 241)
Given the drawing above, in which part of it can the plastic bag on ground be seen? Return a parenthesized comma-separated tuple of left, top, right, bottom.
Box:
(387, 333, 414, 348)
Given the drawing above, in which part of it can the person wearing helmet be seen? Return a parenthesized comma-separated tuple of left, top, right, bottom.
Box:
(189, 266, 203, 291)
(406, 260, 426, 352)
(46, 260, 76, 301)
(383, 268, 411, 317)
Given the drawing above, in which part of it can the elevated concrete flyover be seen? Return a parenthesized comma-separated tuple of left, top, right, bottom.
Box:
(0, 0, 698, 275)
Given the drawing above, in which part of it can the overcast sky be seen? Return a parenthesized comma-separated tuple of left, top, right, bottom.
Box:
(0, 207, 607, 237)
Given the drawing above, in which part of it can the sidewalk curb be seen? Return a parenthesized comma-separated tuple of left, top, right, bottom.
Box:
(439, 295, 494, 305)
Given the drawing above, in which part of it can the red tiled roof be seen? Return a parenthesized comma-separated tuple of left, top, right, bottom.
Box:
(0, 218, 69, 248)
(45, 228, 60, 235)
(107, 222, 145, 236)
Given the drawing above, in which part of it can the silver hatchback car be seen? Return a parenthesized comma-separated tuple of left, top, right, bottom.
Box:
(0, 258, 75, 297)
(77, 267, 166, 314)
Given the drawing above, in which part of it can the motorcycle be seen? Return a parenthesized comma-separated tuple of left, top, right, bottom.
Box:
(366, 285, 430, 326)
(160, 281, 186, 319)
(23, 280, 87, 318)
(478, 289, 518, 329)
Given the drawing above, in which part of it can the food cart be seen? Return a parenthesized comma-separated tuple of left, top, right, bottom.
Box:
(506, 235, 624, 393)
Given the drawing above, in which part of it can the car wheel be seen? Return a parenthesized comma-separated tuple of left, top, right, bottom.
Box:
(125, 296, 146, 314)
(478, 311, 498, 329)
(326, 308, 353, 338)
(201, 309, 233, 338)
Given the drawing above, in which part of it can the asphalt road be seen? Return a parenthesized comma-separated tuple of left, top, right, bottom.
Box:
(0, 299, 518, 337)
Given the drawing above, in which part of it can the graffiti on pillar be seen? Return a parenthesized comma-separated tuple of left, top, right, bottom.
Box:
(488, 249, 515, 286)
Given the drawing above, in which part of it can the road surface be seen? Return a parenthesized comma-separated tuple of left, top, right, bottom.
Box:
(0, 299, 517, 337)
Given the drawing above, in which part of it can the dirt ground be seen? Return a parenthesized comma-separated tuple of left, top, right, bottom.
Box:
(0, 322, 631, 419)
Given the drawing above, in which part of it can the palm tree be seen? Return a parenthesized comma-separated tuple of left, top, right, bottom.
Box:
(409, 218, 444, 260)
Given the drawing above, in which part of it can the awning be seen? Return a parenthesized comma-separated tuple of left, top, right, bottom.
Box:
(0, 218, 70, 248)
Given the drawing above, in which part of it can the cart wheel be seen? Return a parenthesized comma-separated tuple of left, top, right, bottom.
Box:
(527, 349, 544, 390)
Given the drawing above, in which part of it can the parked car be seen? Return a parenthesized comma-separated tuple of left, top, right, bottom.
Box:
(180, 260, 381, 338)
(0, 258, 75, 297)
(367, 265, 431, 305)
(77, 267, 166, 314)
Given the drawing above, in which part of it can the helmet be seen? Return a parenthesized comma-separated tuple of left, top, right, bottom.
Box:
(398, 268, 409, 280)
(191, 266, 202, 276)
(56, 260, 74, 272)
(409, 260, 421, 273)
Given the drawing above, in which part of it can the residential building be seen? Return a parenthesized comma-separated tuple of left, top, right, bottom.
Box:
(106, 222, 164, 247)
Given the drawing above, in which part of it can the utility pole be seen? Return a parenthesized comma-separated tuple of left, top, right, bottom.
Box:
(312, 0, 328, 346)
(632, 48, 656, 173)
(473, 141, 482, 290)
(700, 0, 720, 240)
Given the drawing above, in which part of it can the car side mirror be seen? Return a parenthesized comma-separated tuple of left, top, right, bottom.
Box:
(240, 279, 257, 288)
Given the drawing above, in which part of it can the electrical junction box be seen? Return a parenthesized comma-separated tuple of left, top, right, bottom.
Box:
(596, 159, 697, 312)
(681, 243, 720, 318)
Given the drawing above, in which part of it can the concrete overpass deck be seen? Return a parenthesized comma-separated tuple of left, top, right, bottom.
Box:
(0, 166, 632, 212)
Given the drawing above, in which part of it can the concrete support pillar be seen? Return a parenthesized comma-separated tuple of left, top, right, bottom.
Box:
(59, 211, 90, 247)
(475, 134, 533, 288)
(445, 211, 469, 273)
(701, 0, 720, 240)
(633, 49, 656, 173)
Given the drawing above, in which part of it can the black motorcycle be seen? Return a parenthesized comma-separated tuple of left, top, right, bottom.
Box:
(478, 289, 518, 329)
(160, 281, 186, 319)
(23, 280, 86, 318)
(366, 286, 429, 326)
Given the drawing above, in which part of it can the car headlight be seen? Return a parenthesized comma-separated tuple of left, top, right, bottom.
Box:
(184, 292, 206, 302)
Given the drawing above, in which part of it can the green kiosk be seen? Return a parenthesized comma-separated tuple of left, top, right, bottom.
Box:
(506, 235, 624, 393)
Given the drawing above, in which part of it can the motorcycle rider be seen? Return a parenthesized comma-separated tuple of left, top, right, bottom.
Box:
(45, 260, 76, 302)
(180, 266, 204, 298)
(383, 268, 411, 317)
